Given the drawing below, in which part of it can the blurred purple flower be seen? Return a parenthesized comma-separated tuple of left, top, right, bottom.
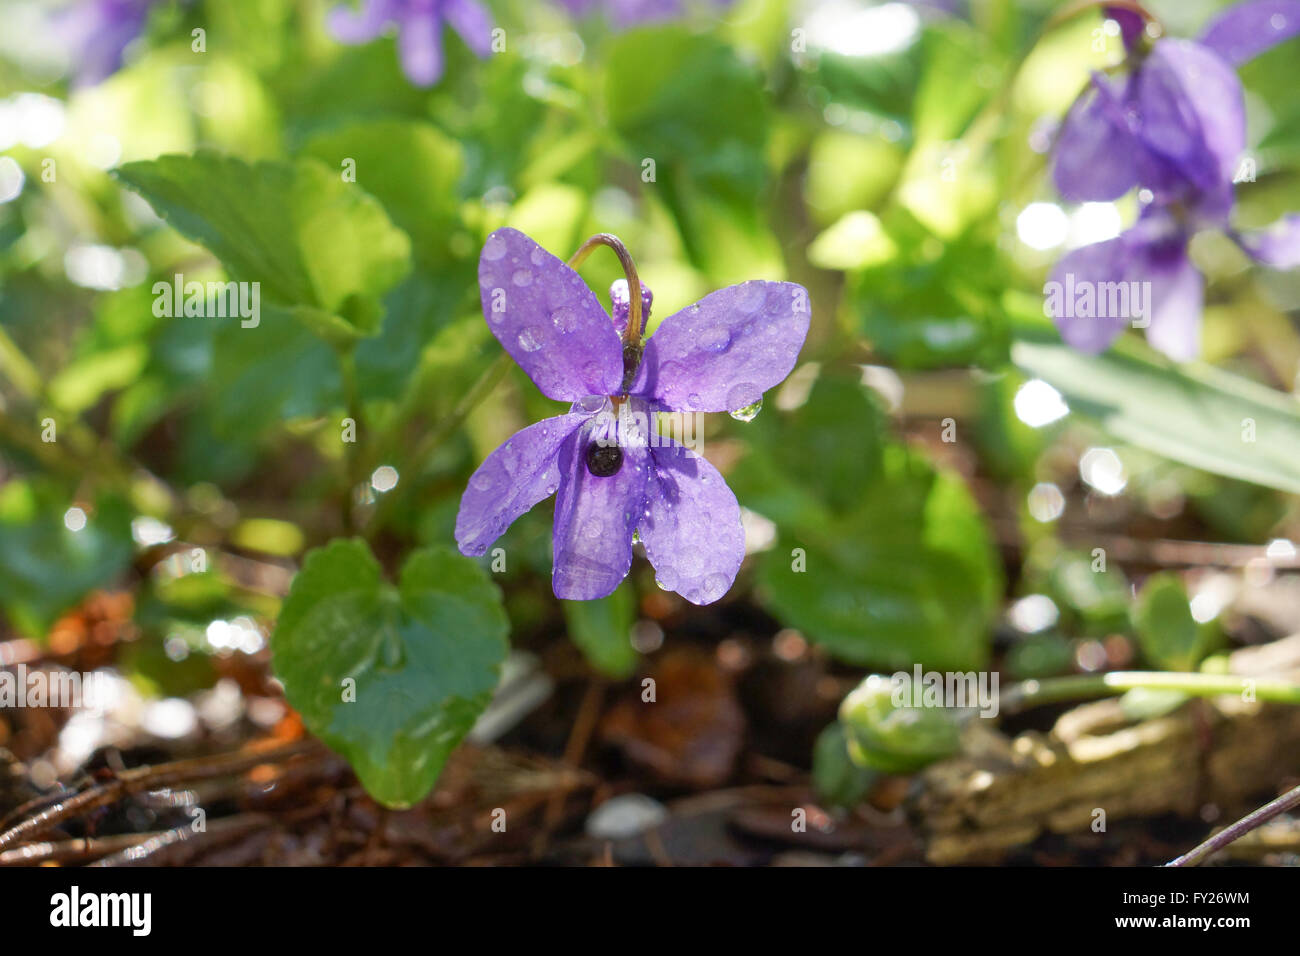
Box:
(456, 227, 810, 603)
(554, 0, 734, 29)
(1049, 0, 1300, 359)
(327, 0, 493, 87)
(53, 0, 156, 86)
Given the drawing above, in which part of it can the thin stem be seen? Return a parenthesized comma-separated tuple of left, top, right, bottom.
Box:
(567, 234, 644, 344)
(1000, 671, 1300, 714)
(1166, 782, 1300, 867)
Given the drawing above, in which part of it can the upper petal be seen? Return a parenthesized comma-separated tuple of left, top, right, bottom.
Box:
(1134, 40, 1245, 193)
(551, 421, 649, 601)
(479, 228, 624, 402)
(640, 440, 744, 606)
(1198, 0, 1300, 66)
(455, 412, 590, 556)
(443, 0, 494, 57)
(1052, 73, 1140, 202)
(1232, 214, 1300, 269)
(630, 280, 810, 413)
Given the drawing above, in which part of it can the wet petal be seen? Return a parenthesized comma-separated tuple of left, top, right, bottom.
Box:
(610, 0, 686, 28)
(327, 0, 400, 43)
(397, 8, 444, 86)
(552, 424, 650, 601)
(1134, 40, 1245, 193)
(1046, 236, 1138, 354)
(1233, 214, 1300, 269)
(640, 440, 744, 606)
(1198, 0, 1300, 66)
(443, 0, 494, 57)
(630, 281, 810, 413)
(610, 278, 653, 338)
(479, 228, 624, 401)
(456, 412, 590, 556)
(1052, 73, 1140, 201)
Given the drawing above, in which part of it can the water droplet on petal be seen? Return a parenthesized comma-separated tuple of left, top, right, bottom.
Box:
(686, 392, 703, 407)
(483, 234, 508, 260)
(518, 327, 543, 352)
(728, 393, 763, 422)
(701, 572, 729, 602)
(530, 246, 546, 265)
(699, 326, 731, 353)
(471, 471, 494, 492)
(737, 282, 766, 313)
(655, 568, 678, 591)
(512, 270, 533, 287)
(552, 306, 579, 333)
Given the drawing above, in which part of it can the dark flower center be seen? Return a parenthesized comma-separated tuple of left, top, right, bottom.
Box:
(585, 442, 623, 478)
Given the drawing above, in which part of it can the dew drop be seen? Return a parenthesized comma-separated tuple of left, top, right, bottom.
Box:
(737, 282, 766, 313)
(686, 392, 703, 407)
(471, 471, 494, 492)
(698, 326, 731, 353)
(512, 270, 533, 287)
(655, 568, 678, 591)
(518, 327, 544, 352)
(701, 572, 729, 602)
(482, 234, 508, 260)
(530, 246, 546, 265)
(551, 306, 579, 333)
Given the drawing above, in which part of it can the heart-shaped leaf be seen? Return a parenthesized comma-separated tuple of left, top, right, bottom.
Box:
(271, 539, 509, 807)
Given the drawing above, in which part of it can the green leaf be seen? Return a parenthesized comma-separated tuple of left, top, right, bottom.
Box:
(812, 723, 878, 808)
(0, 482, 134, 637)
(113, 151, 410, 339)
(1011, 334, 1300, 494)
(1132, 572, 1202, 672)
(562, 582, 638, 679)
(271, 539, 509, 807)
(744, 375, 1002, 671)
(301, 119, 464, 265)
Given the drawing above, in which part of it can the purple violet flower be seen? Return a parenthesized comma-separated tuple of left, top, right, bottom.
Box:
(554, 0, 734, 29)
(455, 227, 810, 604)
(1048, 0, 1300, 359)
(52, 0, 156, 86)
(327, 0, 494, 87)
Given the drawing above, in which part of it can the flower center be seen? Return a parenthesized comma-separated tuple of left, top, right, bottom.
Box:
(585, 441, 623, 478)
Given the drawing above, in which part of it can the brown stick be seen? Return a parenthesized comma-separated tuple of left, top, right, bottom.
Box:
(0, 738, 324, 850)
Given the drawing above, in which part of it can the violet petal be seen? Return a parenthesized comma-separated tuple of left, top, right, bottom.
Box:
(327, 0, 401, 43)
(456, 412, 591, 556)
(1047, 236, 1138, 355)
(443, 0, 494, 57)
(1052, 72, 1140, 202)
(1232, 214, 1300, 269)
(397, 7, 444, 87)
(1198, 0, 1300, 66)
(1140, 242, 1205, 362)
(640, 440, 744, 606)
(551, 425, 650, 601)
(478, 227, 624, 401)
(630, 280, 810, 413)
(1134, 39, 1245, 194)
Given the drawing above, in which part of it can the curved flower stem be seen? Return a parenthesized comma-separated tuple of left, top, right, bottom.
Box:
(1166, 782, 1300, 867)
(999, 671, 1300, 714)
(567, 234, 644, 344)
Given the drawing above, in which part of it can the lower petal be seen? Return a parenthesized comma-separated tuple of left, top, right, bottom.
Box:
(398, 12, 443, 86)
(552, 426, 650, 601)
(1046, 237, 1134, 354)
(1142, 247, 1205, 361)
(1052, 73, 1139, 202)
(639, 440, 744, 607)
(456, 412, 590, 556)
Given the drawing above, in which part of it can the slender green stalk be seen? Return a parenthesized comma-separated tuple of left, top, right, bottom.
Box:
(567, 233, 644, 344)
(1000, 671, 1300, 714)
